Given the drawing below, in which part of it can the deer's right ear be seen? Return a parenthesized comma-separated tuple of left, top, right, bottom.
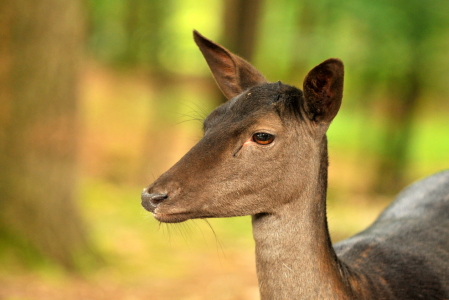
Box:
(303, 59, 344, 124)
(193, 30, 267, 100)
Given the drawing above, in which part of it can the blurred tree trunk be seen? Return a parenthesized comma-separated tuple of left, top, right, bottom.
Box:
(212, 0, 264, 104)
(0, 0, 94, 270)
(223, 0, 265, 61)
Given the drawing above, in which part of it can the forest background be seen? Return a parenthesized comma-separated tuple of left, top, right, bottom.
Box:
(1, 0, 449, 299)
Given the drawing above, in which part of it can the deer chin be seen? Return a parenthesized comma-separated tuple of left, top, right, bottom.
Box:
(152, 204, 219, 223)
(151, 204, 203, 223)
(152, 212, 191, 223)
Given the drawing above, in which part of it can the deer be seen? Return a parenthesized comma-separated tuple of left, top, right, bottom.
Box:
(141, 31, 449, 299)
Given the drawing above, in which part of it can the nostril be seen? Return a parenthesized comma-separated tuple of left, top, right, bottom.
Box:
(150, 193, 168, 206)
(141, 190, 168, 211)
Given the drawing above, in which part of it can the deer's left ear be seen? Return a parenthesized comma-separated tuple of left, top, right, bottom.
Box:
(303, 58, 344, 123)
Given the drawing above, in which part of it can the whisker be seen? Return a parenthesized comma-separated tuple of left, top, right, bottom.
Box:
(175, 101, 210, 126)
(182, 100, 209, 120)
(202, 219, 227, 261)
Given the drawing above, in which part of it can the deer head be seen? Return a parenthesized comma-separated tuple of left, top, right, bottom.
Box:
(141, 31, 344, 223)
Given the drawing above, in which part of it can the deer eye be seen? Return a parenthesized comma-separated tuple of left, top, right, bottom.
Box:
(252, 132, 275, 145)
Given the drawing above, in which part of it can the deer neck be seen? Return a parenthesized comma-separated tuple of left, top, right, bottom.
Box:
(251, 137, 352, 300)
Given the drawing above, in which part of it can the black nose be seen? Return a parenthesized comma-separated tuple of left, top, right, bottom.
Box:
(141, 190, 168, 212)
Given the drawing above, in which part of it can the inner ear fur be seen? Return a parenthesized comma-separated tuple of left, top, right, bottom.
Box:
(303, 58, 344, 123)
(193, 30, 267, 100)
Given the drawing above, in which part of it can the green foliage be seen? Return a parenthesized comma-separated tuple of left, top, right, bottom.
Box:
(87, 0, 222, 74)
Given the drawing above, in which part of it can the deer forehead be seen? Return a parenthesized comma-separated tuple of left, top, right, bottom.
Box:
(203, 82, 304, 133)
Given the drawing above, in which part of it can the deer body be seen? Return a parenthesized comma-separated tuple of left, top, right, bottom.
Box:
(141, 31, 449, 299)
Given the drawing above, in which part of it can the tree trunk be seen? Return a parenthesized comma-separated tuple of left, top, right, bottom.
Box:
(223, 0, 265, 61)
(0, 0, 93, 270)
